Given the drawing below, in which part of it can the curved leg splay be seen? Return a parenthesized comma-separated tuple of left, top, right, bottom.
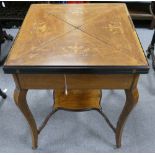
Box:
(14, 88, 38, 149)
(116, 87, 139, 148)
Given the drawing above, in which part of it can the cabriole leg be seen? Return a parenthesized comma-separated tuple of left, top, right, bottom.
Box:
(14, 88, 38, 149)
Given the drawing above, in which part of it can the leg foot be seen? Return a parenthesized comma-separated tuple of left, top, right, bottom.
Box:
(14, 88, 38, 149)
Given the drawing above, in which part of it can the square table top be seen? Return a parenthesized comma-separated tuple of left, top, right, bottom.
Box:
(4, 3, 149, 74)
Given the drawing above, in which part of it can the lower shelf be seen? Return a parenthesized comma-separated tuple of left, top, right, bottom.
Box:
(53, 89, 102, 110)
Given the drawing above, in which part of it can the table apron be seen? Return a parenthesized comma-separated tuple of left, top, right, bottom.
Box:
(14, 74, 136, 90)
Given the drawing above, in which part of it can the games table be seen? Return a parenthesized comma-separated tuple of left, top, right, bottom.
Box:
(3, 4, 149, 149)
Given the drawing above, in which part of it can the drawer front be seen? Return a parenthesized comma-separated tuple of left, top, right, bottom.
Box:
(17, 74, 64, 89)
(17, 74, 134, 89)
(66, 74, 134, 89)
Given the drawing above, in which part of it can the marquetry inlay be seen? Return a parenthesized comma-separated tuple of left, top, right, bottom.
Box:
(5, 3, 148, 68)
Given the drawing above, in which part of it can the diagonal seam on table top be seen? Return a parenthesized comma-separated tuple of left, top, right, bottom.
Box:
(47, 4, 116, 30)
(9, 28, 77, 61)
(9, 29, 121, 64)
(18, 29, 139, 65)
(44, 19, 131, 57)
(49, 3, 145, 62)
(9, 4, 143, 64)
(24, 8, 119, 54)
(45, 6, 132, 53)
(12, 11, 119, 58)
(13, 4, 125, 56)
(49, 13, 117, 51)
(51, 14, 79, 29)
(47, 5, 114, 29)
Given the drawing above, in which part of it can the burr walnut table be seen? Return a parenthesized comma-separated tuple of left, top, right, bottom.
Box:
(3, 4, 149, 149)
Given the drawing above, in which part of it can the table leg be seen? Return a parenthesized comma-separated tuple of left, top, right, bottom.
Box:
(14, 88, 38, 149)
(115, 87, 139, 148)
